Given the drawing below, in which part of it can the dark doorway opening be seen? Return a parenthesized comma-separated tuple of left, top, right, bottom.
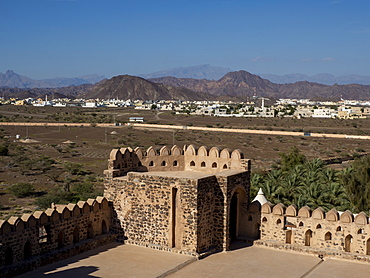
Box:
(171, 187, 178, 248)
(229, 193, 238, 242)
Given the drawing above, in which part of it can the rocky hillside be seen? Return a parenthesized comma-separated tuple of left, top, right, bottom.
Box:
(152, 71, 370, 100)
(140, 64, 232, 80)
(87, 75, 213, 101)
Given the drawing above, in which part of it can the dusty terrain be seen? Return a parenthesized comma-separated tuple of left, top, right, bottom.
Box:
(0, 105, 369, 219)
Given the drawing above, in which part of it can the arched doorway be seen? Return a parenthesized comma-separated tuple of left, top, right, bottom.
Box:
(305, 230, 312, 246)
(345, 235, 353, 252)
(228, 187, 248, 245)
(366, 238, 370, 255)
(87, 223, 94, 239)
(24, 241, 32, 260)
(4, 247, 13, 266)
(73, 226, 79, 243)
(229, 193, 238, 241)
(254, 223, 261, 239)
(286, 230, 292, 244)
(58, 231, 64, 248)
(102, 220, 107, 234)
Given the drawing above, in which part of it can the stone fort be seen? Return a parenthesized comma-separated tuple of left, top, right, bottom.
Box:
(1, 144, 370, 276)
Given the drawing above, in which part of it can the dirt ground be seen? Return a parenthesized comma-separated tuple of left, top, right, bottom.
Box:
(0, 105, 369, 218)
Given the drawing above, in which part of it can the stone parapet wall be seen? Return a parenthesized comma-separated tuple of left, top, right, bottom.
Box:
(260, 202, 370, 260)
(0, 196, 114, 276)
(2, 234, 117, 277)
(104, 145, 250, 178)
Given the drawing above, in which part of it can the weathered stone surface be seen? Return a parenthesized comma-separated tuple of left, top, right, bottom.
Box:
(104, 145, 252, 255)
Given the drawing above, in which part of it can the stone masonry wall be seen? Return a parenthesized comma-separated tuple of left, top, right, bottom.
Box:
(257, 202, 370, 262)
(104, 172, 231, 255)
(0, 197, 115, 277)
(104, 145, 250, 178)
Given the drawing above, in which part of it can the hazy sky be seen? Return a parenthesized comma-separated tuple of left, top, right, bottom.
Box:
(1, 0, 370, 79)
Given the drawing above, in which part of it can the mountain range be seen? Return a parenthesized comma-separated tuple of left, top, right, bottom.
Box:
(150, 71, 370, 100)
(2, 69, 370, 101)
(141, 64, 370, 85)
(0, 70, 106, 88)
(258, 73, 370, 86)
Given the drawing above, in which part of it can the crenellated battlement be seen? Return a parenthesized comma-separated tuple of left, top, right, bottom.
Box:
(258, 202, 370, 261)
(0, 197, 110, 236)
(104, 144, 251, 178)
(0, 196, 115, 276)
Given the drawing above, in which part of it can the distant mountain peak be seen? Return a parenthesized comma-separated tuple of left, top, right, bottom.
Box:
(139, 64, 232, 80)
(0, 70, 106, 88)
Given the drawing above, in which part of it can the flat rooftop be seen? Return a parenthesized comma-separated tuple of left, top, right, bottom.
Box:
(18, 243, 370, 278)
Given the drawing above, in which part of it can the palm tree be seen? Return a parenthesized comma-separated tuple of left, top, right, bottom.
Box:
(278, 168, 304, 205)
(341, 156, 370, 213)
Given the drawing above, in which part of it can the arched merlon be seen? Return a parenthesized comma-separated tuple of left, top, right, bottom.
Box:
(286, 205, 298, 217)
(0, 196, 111, 236)
(105, 145, 251, 177)
(260, 203, 370, 258)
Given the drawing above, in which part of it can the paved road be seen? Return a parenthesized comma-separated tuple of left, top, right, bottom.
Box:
(1, 122, 369, 140)
(128, 123, 370, 140)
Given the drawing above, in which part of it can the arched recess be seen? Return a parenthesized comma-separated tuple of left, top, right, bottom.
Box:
(305, 230, 313, 246)
(345, 234, 353, 252)
(73, 226, 80, 243)
(367, 238, 370, 255)
(87, 223, 94, 239)
(102, 219, 108, 234)
(325, 232, 332, 241)
(58, 231, 64, 248)
(4, 246, 13, 266)
(228, 187, 248, 243)
(201, 161, 206, 167)
(24, 241, 32, 260)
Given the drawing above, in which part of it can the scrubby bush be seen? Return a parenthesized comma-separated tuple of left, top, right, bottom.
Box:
(9, 183, 35, 198)
(0, 145, 9, 156)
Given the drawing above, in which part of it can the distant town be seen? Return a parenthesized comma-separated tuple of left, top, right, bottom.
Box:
(3, 96, 370, 120)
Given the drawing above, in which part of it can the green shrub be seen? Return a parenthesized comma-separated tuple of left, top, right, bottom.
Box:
(35, 188, 73, 209)
(0, 145, 9, 156)
(9, 183, 35, 198)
